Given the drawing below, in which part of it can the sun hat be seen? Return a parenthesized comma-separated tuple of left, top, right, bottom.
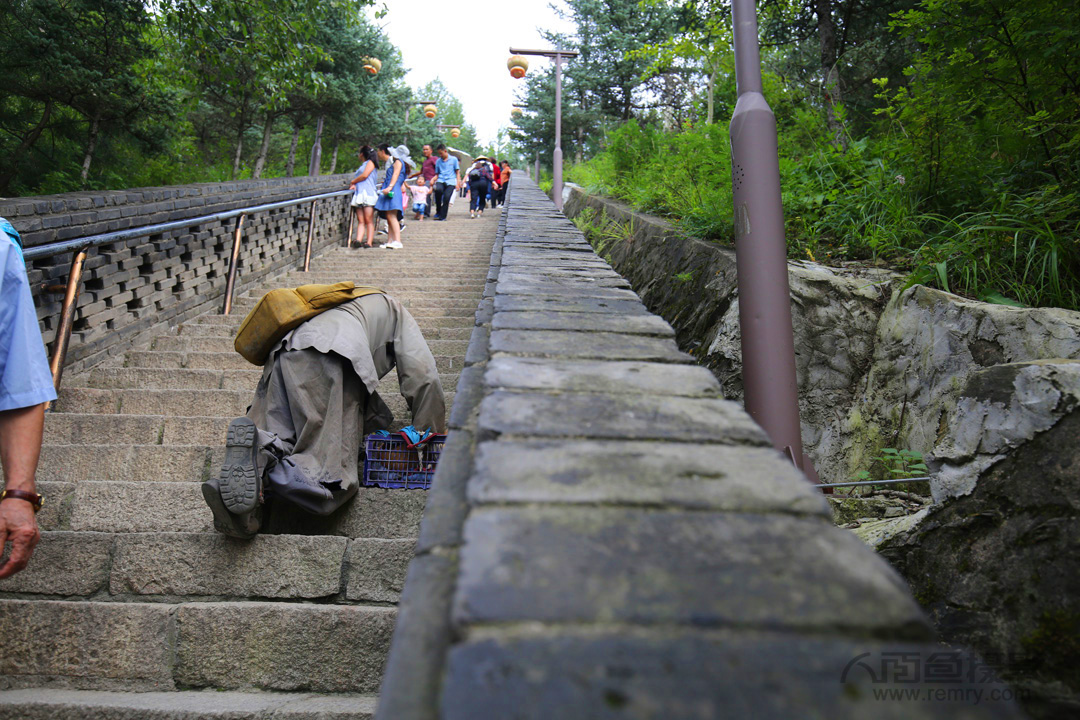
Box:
(393, 145, 416, 168)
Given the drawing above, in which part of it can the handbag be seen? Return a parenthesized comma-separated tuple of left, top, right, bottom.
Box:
(233, 282, 384, 365)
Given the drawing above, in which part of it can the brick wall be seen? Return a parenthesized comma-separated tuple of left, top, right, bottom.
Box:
(1, 174, 354, 372)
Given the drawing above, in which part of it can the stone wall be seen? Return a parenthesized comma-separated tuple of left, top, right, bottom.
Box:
(374, 177, 1021, 719)
(563, 186, 1080, 492)
(2, 175, 353, 372)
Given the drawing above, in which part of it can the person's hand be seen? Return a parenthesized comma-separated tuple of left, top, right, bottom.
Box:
(0, 498, 40, 579)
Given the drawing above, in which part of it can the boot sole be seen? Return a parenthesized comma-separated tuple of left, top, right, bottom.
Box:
(219, 417, 260, 514)
(201, 481, 258, 539)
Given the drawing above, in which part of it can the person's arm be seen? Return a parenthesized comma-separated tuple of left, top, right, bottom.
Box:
(0, 403, 44, 579)
(454, 160, 462, 190)
(356, 161, 375, 183)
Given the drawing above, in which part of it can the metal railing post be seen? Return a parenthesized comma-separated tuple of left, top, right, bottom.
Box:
(221, 214, 246, 316)
(45, 249, 88, 406)
(729, 0, 818, 482)
(303, 200, 317, 271)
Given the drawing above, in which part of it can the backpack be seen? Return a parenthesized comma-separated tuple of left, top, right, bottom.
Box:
(469, 162, 491, 183)
(234, 282, 384, 365)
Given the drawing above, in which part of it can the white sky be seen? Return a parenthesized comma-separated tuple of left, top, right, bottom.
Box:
(369, 0, 576, 145)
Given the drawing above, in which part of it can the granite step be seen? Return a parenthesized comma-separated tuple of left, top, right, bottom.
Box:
(0, 688, 378, 720)
(51, 387, 455, 419)
(0, 531, 413, 603)
(121, 350, 464, 373)
(72, 366, 461, 393)
(31, 478, 425, 539)
(0, 599, 394, 693)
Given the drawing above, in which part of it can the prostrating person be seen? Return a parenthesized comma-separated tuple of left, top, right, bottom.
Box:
(202, 288, 446, 538)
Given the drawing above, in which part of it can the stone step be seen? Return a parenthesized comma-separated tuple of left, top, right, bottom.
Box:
(223, 300, 479, 317)
(249, 278, 486, 291)
(121, 350, 464, 373)
(51, 386, 456, 419)
(45, 396, 455, 445)
(0, 688, 378, 720)
(187, 313, 476, 329)
(73, 366, 461, 393)
(0, 531, 412, 603)
(176, 319, 475, 340)
(33, 478, 425, 538)
(149, 335, 470, 356)
(0, 599, 394, 693)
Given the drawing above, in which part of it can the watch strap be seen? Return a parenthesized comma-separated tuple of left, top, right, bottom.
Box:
(0, 489, 43, 513)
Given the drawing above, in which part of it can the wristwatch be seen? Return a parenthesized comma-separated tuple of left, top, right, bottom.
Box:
(0, 489, 43, 514)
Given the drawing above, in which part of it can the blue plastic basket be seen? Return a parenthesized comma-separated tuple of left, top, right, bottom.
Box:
(362, 433, 446, 489)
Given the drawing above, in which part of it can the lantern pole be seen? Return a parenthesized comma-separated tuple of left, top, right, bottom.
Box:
(402, 100, 439, 143)
(729, 0, 818, 482)
(509, 47, 579, 211)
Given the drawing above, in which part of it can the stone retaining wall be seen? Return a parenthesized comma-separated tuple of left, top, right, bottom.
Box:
(374, 177, 1021, 718)
(2, 175, 353, 372)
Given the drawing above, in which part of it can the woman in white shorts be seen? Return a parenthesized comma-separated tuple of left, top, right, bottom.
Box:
(349, 145, 379, 248)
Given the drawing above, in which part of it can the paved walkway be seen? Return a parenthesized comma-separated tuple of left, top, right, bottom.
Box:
(0, 198, 499, 718)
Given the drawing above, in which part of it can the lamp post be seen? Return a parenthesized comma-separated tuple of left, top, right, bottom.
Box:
(402, 100, 438, 143)
(729, 0, 818, 483)
(507, 47, 578, 211)
(435, 124, 461, 139)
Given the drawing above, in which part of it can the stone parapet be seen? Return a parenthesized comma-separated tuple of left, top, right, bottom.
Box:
(375, 177, 1024, 718)
(5, 175, 353, 372)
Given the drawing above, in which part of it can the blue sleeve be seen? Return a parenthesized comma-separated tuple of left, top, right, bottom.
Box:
(0, 234, 57, 411)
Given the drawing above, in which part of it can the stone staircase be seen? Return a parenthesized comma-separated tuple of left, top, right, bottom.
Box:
(0, 209, 499, 718)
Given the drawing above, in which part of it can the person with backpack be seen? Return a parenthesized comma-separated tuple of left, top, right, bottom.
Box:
(464, 156, 493, 218)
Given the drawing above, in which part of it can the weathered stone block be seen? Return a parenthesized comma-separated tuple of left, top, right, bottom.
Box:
(0, 531, 112, 595)
(452, 507, 928, 636)
(69, 481, 212, 533)
(478, 391, 768, 445)
(489, 330, 689, 362)
(442, 629, 1022, 720)
(0, 600, 174, 689)
(484, 357, 717, 396)
(494, 294, 649, 315)
(174, 602, 395, 692)
(111, 533, 347, 597)
(345, 538, 415, 602)
(492, 310, 673, 336)
(470, 439, 828, 516)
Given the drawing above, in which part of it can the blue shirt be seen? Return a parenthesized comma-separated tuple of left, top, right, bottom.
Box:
(435, 156, 459, 184)
(0, 219, 57, 411)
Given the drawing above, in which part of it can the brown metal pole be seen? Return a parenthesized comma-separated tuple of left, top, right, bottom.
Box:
(222, 214, 245, 316)
(729, 0, 817, 482)
(345, 201, 355, 248)
(553, 53, 564, 211)
(303, 200, 317, 271)
(46, 249, 88, 402)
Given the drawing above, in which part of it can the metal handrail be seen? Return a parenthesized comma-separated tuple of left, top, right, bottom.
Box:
(23, 187, 352, 399)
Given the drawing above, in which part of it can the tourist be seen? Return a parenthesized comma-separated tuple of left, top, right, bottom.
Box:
(375, 144, 406, 250)
(202, 290, 446, 537)
(348, 145, 379, 248)
(464, 155, 493, 218)
(0, 218, 55, 579)
(410, 176, 432, 221)
(433, 144, 461, 221)
(497, 160, 512, 206)
(394, 145, 416, 234)
(410, 144, 439, 218)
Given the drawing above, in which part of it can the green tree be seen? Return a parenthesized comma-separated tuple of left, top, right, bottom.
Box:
(0, 0, 172, 193)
